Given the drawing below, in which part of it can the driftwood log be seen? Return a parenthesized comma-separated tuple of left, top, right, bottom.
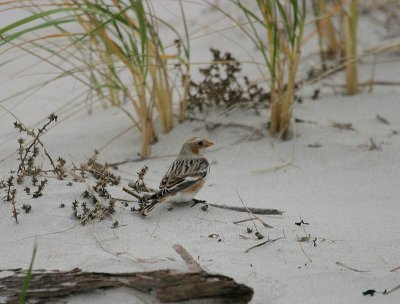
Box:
(0, 245, 253, 303)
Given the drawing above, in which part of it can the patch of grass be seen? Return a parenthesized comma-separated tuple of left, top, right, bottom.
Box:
(231, 0, 307, 139)
(0, 1, 190, 156)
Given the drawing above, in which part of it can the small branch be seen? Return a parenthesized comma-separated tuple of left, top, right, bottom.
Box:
(384, 284, 400, 295)
(122, 186, 145, 201)
(233, 216, 272, 228)
(173, 244, 205, 273)
(86, 184, 105, 205)
(322, 80, 400, 88)
(209, 203, 283, 215)
(80, 185, 110, 225)
(390, 266, 400, 272)
(245, 237, 285, 253)
(111, 197, 136, 203)
(17, 117, 54, 174)
(376, 114, 390, 125)
(331, 121, 355, 131)
(109, 155, 164, 167)
(64, 167, 86, 182)
(123, 186, 284, 216)
(37, 139, 60, 178)
(233, 218, 257, 225)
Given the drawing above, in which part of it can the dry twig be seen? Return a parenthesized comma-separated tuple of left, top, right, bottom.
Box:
(331, 121, 355, 131)
(390, 266, 400, 272)
(173, 244, 205, 273)
(236, 190, 273, 229)
(123, 185, 284, 216)
(335, 261, 370, 272)
(209, 203, 283, 215)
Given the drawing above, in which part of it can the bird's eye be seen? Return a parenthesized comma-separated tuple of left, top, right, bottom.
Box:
(198, 141, 204, 146)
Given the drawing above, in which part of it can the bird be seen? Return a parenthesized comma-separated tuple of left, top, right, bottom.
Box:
(141, 137, 214, 214)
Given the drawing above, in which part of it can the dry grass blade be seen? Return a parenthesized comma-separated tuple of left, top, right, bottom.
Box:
(331, 121, 355, 131)
(236, 189, 273, 228)
(244, 236, 285, 253)
(335, 261, 370, 272)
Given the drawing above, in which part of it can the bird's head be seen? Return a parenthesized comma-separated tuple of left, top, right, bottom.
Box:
(180, 137, 214, 156)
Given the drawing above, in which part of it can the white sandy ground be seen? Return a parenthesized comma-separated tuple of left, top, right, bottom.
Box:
(1, 1, 400, 303)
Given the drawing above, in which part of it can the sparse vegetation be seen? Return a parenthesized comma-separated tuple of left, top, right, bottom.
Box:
(0, 2, 399, 302)
(0, 0, 190, 157)
(230, 0, 307, 139)
(0, 116, 123, 225)
(0, 114, 60, 222)
(69, 151, 123, 225)
(187, 48, 270, 113)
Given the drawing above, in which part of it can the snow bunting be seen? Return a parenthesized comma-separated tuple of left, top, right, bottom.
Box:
(141, 137, 214, 214)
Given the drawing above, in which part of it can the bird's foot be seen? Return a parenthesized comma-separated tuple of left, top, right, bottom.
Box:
(191, 199, 207, 207)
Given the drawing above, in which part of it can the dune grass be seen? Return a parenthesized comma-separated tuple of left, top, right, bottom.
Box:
(312, 0, 359, 95)
(232, 0, 306, 139)
(0, 0, 366, 150)
(341, 0, 359, 95)
(0, 0, 190, 156)
(312, 0, 341, 65)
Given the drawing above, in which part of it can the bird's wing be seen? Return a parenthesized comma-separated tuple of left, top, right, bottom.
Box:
(151, 157, 209, 199)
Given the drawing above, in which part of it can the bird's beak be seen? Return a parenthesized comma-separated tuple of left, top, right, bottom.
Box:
(204, 139, 214, 148)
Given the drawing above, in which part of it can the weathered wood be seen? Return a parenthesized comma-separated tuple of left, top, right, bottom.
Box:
(207, 203, 284, 215)
(173, 244, 205, 273)
(0, 245, 253, 303)
(0, 269, 253, 303)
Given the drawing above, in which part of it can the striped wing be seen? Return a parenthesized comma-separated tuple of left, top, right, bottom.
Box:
(149, 157, 209, 200)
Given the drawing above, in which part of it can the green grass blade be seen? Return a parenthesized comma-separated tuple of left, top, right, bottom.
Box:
(0, 8, 77, 36)
(0, 18, 77, 47)
(129, 0, 148, 73)
(18, 243, 37, 304)
(275, 1, 294, 46)
(235, 0, 271, 71)
(179, 0, 190, 58)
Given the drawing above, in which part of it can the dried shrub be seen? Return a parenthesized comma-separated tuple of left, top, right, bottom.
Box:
(186, 49, 270, 113)
(1, 116, 123, 225)
(69, 151, 122, 225)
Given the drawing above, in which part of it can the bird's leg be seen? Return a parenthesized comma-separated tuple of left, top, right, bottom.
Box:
(191, 198, 207, 207)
